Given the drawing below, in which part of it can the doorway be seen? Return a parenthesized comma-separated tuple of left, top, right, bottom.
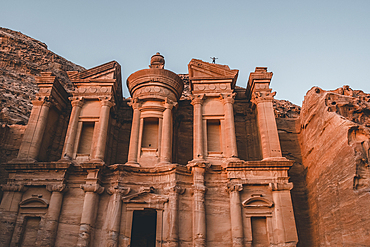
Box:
(130, 209, 157, 247)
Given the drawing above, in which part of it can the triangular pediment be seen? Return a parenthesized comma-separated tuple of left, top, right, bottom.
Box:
(68, 61, 121, 81)
(188, 59, 238, 80)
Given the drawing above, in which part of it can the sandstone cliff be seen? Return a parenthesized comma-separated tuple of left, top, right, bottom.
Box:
(299, 85, 370, 246)
(0, 27, 84, 125)
(0, 27, 84, 164)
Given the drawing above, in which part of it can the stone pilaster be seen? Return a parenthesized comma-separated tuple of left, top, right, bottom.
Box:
(188, 162, 208, 247)
(226, 183, 244, 247)
(126, 98, 141, 166)
(222, 93, 238, 159)
(252, 91, 284, 160)
(104, 185, 130, 247)
(269, 182, 298, 246)
(92, 98, 115, 162)
(160, 99, 175, 165)
(164, 185, 185, 247)
(16, 97, 52, 162)
(61, 97, 84, 160)
(0, 184, 27, 247)
(77, 182, 104, 247)
(191, 94, 205, 161)
(36, 184, 67, 247)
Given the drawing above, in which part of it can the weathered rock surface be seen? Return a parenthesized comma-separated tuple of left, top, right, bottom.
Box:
(299, 85, 370, 246)
(0, 27, 84, 125)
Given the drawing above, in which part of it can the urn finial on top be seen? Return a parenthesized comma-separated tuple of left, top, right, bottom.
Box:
(149, 52, 165, 69)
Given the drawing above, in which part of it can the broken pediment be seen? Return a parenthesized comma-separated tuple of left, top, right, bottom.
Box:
(122, 187, 169, 204)
(188, 59, 238, 81)
(67, 61, 121, 81)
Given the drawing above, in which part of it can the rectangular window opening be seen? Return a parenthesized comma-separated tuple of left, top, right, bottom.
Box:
(20, 217, 41, 247)
(141, 118, 159, 149)
(130, 209, 157, 247)
(251, 217, 269, 247)
(207, 119, 221, 153)
(77, 122, 95, 155)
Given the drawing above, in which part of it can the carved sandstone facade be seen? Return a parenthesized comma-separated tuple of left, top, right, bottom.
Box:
(0, 54, 298, 246)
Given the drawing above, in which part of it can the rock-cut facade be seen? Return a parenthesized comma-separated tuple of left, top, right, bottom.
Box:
(0, 53, 299, 246)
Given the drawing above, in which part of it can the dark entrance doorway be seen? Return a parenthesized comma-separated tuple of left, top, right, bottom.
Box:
(130, 209, 157, 247)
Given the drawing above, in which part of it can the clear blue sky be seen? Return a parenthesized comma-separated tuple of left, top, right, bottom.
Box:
(1, 0, 369, 105)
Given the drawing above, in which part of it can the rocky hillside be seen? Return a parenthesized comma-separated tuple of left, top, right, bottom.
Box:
(0, 27, 84, 125)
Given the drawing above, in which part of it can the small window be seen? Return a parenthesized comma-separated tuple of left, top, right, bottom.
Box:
(207, 119, 221, 153)
(141, 118, 159, 149)
(77, 122, 95, 154)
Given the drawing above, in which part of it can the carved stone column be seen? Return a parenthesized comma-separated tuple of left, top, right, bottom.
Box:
(0, 184, 27, 247)
(269, 182, 298, 246)
(191, 95, 205, 160)
(17, 97, 52, 161)
(252, 91, 283, 160)
(93, 98, 115, 162)
(127, 99, 141, 166)
(188, 163, 208, 247)
(77, 183, 104, 247)
(104, 186, 130, 247)
(222, 93, 238, 159)
(160, 100, 174, 164)
(62, 98, 84, 160)
(164, 185, 185, 247)
(36, 184, 67, 247)
(227, 183, 244, 247)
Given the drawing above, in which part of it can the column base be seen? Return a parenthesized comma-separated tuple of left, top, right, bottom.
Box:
(262, 157, 289, 162)
(124, 162, 140, 167)
(7, 157, 37, 164)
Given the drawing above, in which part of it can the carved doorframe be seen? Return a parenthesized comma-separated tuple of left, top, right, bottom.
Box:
(121, 188, 169, 247)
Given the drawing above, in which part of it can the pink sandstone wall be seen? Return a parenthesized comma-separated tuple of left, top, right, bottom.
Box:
(299, 86, 370, 246)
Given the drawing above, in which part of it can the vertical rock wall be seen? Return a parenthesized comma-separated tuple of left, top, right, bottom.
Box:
(299, 86, 370, 246)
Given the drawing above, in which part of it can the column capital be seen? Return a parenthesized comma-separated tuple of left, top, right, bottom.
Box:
(1, 183, 27, 192)
(107, 185, 130, 196)
(190, 94, 205, 105)
(69, 97, 85, 107)
(191, 184, 207, 194)
(269, 182, 293, 191)
(226, 183, 243, 193)
(127, 98, 141, 109)
(187, 160, 210, 171)
(251, 90, 276, 103)
(99, 97, 115, 108)
(32, 96, 54, 107)
(165, 185, 186, 195)
(222, 93, 236, 105)
(80, 184, 105, 194)
(46, 184, 67, 193)
(164, 100, 177, 110)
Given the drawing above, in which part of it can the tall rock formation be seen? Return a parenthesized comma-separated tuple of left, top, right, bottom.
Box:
(0, 27, 84, 164)
(0, 27, 84, 125)
(299, 85, 370, 246)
